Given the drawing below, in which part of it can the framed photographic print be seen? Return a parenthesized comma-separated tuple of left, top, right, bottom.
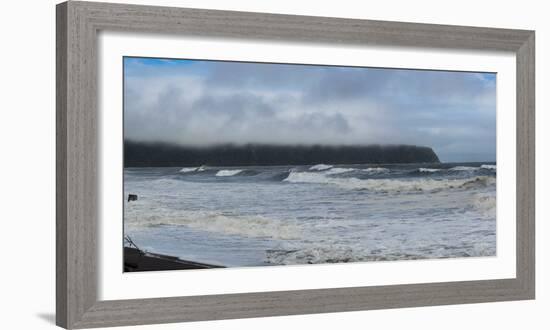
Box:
(56, 1, 535, 328)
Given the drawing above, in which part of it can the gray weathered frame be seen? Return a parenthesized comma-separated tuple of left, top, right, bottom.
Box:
(56, 1, 535, 328)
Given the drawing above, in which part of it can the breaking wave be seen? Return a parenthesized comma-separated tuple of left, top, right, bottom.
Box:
(284, 171, 495, 193)
(481, 164, 497, 170)
(179, 165, 495, 180)
(179, 166, 207, 173)
(324, 167, 355, 175)
(362, 167, 389, 173)
(179, 167, 198, 173)
(309, 165, 387, 174)
(309, 164, 333, 171)
(418, 165, 496, 174)
(215, 169, 243, 177)
(449, 166, 479, 171)
(418, 168, 441, 173)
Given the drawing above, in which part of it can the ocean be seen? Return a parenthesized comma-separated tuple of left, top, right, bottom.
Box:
(124, 162, 496, 267)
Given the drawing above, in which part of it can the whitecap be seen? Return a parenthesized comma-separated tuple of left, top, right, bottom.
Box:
(449, 166, 478, 171)
(284, 172, 495, 193)
(418, 168, 441, 173)
(309, 164, 333, 171)
(324, 167, 355, 175)
(215, 169, 243, 177)
(480, 164, 497, 170)
(363, 167, 390, 173)
(179, 167, 198, 173)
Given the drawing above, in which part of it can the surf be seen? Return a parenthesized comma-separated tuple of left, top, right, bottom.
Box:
(215, 169, 243, 177)
(284, 171, 495, 193)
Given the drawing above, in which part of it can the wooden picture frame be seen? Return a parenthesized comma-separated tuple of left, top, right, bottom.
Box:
(56, 1, 535, 328)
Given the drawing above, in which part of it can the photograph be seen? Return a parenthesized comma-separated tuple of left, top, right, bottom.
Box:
(122, 56, 497, 272)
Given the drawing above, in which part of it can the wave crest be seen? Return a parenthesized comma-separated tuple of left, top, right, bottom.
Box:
(179, 165, 208, 173)
(481, 164, 497, 170)
(324, 167, 354, 175)
(362, 167, 389, 173)
(449, 166, 479, 171)
(309, 164, 333, 171)
(216, 169, 243, 177)
(179, 167, 198, 173)
(418, 168, 441, 173)
(284, 171, 495, 193)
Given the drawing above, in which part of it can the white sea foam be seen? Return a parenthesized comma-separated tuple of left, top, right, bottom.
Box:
(265, 241, 496, 265)
(481, 164, 497, 170)
(265, 245, 432, 265)
(179, 167, 198, 173)
(129, 210, 301, 240)
(419, 168, 441, 173)
(472, 193, 497, 216)
(449, 166, 478, 171)
(362, 167, 390, 173)
(125, 166, 497, 267)
(266, 246, 366, 265)
(309, 164, 333, 171)
(324, 167, 355, 175)
(215, 169, 243, 177)
(284, 171, 495, 193)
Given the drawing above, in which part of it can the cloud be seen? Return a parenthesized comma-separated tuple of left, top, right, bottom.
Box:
(124, 57, 496, 162)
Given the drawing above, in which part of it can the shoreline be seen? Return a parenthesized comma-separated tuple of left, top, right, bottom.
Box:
(124, 247, 224, 272)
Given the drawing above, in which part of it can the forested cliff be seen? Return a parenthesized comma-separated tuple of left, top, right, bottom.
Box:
(124, 141, 440, 167)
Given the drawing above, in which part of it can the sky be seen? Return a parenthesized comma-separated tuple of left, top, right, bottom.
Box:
(123, 57, 496, 162)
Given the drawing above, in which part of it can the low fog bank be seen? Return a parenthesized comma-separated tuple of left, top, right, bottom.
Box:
(124, 141, 440, 167)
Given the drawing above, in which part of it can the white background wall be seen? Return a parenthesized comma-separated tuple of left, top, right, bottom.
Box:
(0, 0, 547, 329)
